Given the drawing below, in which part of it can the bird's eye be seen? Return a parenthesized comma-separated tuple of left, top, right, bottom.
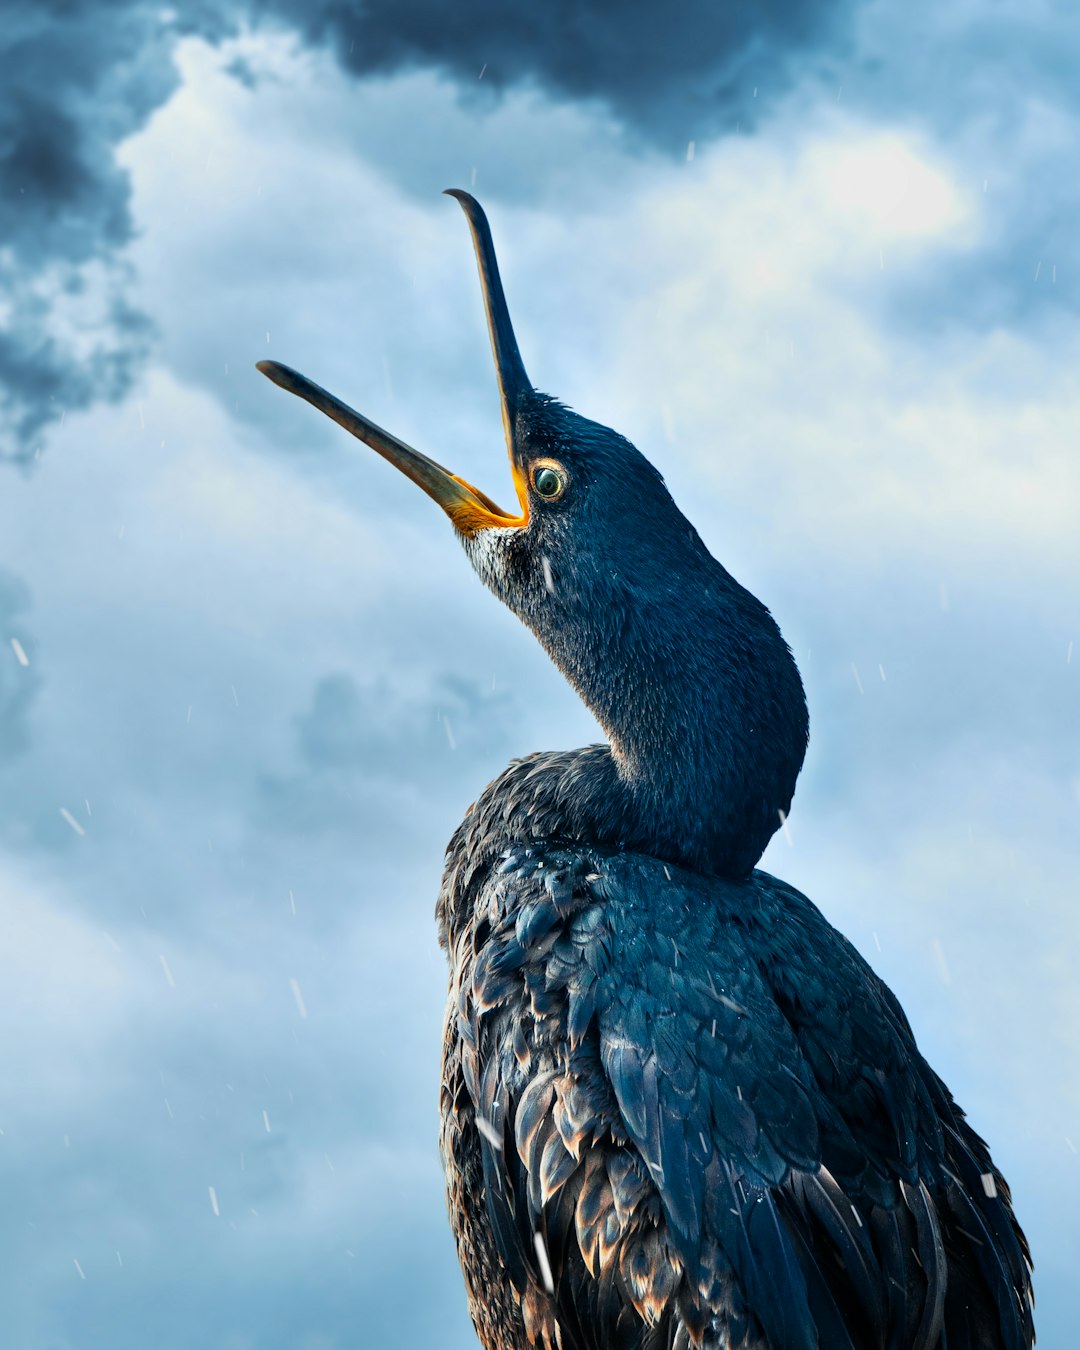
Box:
(533, 463, 566, 500)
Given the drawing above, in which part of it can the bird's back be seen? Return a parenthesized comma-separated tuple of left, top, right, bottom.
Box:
(438, 749, 1033, 1350)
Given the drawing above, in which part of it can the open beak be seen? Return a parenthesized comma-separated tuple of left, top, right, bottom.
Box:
(256, 191, 532, 537)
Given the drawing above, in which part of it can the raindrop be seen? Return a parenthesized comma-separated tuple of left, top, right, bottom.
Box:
(533, 1232, 555, 1293)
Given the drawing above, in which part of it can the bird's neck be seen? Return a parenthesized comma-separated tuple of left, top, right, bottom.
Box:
(546, 577, 808, 878)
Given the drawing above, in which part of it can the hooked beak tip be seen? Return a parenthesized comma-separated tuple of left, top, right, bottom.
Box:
(256, 359, 295, 391)
(442, 188, 531, 436)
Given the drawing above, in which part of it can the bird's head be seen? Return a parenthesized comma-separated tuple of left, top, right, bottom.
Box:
(258, 191, 807, 877)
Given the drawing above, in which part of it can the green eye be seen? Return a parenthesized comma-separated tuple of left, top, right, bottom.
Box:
(533, 464, 566, 500)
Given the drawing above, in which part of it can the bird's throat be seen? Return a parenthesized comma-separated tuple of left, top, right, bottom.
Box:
(543, 585, 808, 879)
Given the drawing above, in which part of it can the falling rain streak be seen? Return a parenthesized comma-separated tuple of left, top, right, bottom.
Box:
(533, 1232, 555, 1293)
(59, 808, 85, 837)
(475, 1115, 503, 1150)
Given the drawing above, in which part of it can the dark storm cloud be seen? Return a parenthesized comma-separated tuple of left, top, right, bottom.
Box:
(0, 1, 237, 269)
(277, 0, 850, 143)
(0, 283, 153, 453)
(0, 3, 226, 457)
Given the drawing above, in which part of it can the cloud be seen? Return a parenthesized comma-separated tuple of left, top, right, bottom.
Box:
(0, 0, 853, 459)
(0, 859, 472, 1350)
(0, 6, 173, 455)
(271, 0, 852, 142)
(7, 0, 1080, 457)
(256, 669, 519, 844)
(0, 567, 40, 758)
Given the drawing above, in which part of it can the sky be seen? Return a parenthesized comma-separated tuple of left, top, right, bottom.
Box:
(0, 2, 1077, 1346)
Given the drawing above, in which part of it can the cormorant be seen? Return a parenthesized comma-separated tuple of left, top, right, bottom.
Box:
(257, 192, 1034, 1350)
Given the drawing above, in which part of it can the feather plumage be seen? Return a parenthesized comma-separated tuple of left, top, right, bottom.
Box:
(438, 797, 1034, 1350)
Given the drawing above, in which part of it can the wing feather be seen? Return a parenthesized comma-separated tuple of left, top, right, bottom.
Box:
(444, 844, 1033, 1350)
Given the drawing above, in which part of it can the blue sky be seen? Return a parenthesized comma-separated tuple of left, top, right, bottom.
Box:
(0, 3, 1077, 1346)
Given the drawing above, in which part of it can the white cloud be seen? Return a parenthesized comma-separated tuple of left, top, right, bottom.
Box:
(0, 865, 155, 1110)
(812, 132, 966, 237)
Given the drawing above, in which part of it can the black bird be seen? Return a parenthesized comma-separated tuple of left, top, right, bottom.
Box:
(257, 192, 1033, 1350)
